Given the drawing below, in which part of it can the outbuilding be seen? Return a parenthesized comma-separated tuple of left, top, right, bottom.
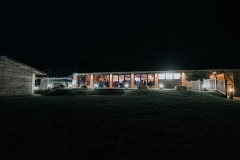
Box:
(0, 56, 46, 96)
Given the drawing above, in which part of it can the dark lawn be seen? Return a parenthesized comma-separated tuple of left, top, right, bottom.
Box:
(1, 90, 240, 160)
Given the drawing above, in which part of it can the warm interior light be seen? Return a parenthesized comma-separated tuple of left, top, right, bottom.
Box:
(173, 73, 181, 79)
(229, 88, 233, 92)
(166, 73, 173, 79)
(158, 73, 165, 79)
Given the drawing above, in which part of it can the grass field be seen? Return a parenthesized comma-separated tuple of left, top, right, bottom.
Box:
(1, 90, 240, 159)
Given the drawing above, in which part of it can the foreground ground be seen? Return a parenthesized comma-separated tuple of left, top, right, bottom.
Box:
(1, 90, 240, 159)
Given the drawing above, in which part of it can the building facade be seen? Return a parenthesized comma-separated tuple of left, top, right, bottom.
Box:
(36, 77, 73, 90)
(0, 56, 45, 96)
(73, 69, 240, 96)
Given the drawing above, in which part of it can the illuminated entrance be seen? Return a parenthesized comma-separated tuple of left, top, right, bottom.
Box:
(94, 75, 110, 87)
(134, 74, 154, 88)
(113, 74, 131, 88)
(77, 75, 90, 87)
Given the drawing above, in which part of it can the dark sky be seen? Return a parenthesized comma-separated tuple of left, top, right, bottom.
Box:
(1, 0, 239, 72)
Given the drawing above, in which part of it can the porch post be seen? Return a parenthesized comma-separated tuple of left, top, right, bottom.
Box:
(181, 72, 186, 86)
(224, 80, 227, 98)
(90, 74, 93, 88)
(215, 77, 217, 90)
(31, 73, 35, 95)
(72, 74, 78, 88)
(131, 73, 134, 88)
(198, 79, 201, 90)
(154, 73, 158, 88)
(109, 74, 113, 88)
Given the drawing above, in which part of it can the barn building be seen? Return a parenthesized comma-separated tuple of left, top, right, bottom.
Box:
(0, 56, 46, 96)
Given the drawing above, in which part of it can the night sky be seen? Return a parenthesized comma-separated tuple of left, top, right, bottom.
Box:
(1, 1, 239, 73)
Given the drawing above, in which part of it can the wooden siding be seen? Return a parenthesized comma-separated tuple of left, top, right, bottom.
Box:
(39, 77, 48, 90)
(233, 71, 240, 96)
(0, 57, 34, 95)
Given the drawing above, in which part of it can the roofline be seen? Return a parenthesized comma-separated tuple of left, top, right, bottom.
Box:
(73, 69, 240, 75)
(0, 56, 46, 75)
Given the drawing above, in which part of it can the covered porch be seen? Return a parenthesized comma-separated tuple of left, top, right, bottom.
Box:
(72, 71, 186, 89)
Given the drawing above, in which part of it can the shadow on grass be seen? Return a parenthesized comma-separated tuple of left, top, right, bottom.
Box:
(1, 89, 240, 159)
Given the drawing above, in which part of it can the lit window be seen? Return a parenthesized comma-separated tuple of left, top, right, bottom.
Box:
(166, 73, 173, 79)
(173, 73, 181, 79)
(158, 73, 165, 79)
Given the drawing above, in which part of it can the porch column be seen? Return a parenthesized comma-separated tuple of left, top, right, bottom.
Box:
(131, 73, 134, 88)
(31, 73, 35, 95)
(90, 74, 93, 88)
(154, 73, 158, 88)
(109, 74, 113, 88)
(181, 72, 186, 86)
(73, 74, 78, 88)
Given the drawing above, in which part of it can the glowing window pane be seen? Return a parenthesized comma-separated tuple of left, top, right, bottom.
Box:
(124, 75, 131, 82)
(119, 75, 124, 83)
(113, 75, 119, 87)
(134, 74, 140, 87)
(113, 75, 118, 82)
(141, 74, 147, 85)
(166, 73, 173, 79)
(173, 73, 181, 79)
(158, 73, 165, 79)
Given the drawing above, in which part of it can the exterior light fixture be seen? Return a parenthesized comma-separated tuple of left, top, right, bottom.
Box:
(159, 84, 164, 90)
(34, 86, 39, 90)
(94, 84, 98, 89)
(69, 84, 72, 88)
(202, 84, 207, 91)
(228, 88, 233, 100)
(125, 83, 129, 89)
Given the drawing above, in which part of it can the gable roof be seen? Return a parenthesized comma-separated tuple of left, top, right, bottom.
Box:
(0, 56, 46, 75)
